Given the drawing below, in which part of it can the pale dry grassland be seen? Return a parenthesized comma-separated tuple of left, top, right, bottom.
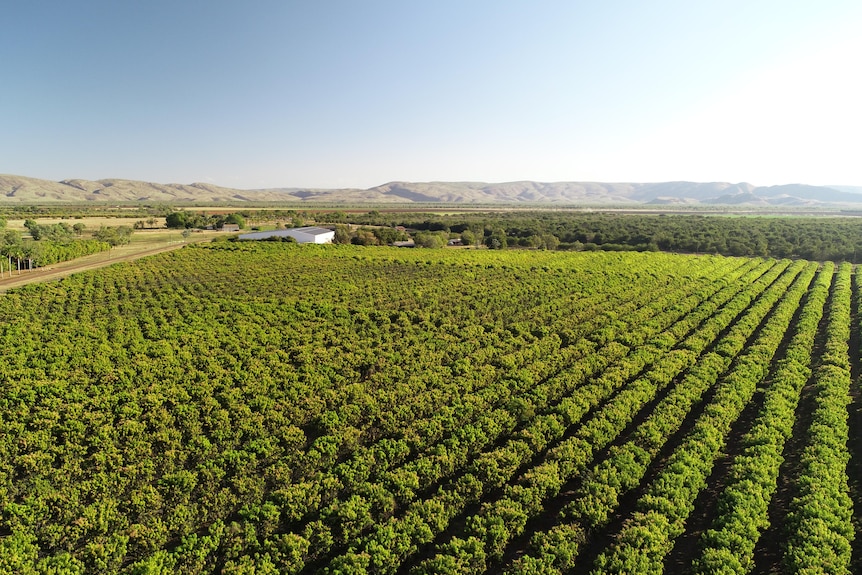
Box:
(5, 216, 166, 230)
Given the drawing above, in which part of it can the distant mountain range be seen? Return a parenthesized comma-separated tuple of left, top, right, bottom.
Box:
(2, 174, 861, 206)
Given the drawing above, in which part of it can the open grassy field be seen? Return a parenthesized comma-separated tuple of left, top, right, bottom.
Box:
(4, 217, 166, 231)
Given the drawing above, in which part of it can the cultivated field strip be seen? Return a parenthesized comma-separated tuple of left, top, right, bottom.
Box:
(589, 261, 817, 574)
(257, 256, 756, 539)
(0, 246, 744, 572)
(692, 262, 833, 574)
(412, 259, 805, 575)
(326, 260, 783, 574)
(497, 261, 819, 575)
(781, 262, 855, 574)
(306, 258, 762, 572)
(0, 244, 858, 575)
(256, 268, 751, 571)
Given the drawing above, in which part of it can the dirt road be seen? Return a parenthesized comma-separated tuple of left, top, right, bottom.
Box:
(0, 240, 191, 293)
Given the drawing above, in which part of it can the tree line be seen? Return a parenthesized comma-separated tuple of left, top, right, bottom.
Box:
(147, 208, 862, 261)
(311, 211, 862, 261)
(0, 219, 116, 273)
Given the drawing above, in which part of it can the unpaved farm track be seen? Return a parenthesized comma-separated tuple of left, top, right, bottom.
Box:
(0, 242, 190, 293)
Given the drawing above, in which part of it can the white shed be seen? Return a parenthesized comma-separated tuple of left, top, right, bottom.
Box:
(238, 226, 335, 244)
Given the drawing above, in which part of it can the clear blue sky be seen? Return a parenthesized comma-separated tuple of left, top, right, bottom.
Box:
(3, 1, 861, 189)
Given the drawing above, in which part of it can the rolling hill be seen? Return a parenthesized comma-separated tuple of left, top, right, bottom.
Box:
(1, 173, 860, 205)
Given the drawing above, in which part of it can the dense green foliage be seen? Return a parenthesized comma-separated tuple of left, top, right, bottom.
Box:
(46, 203, 862, 260)
(0, 219, 124, 273)
(91, 226, 134, 247)
(321, 210, 862, 261)
(782, 263, 855, 573)
(0, 233, 111, 272)
(5, 204, 862, 260)
(693, 263, 833, 574)
(0, 243, 857, 573)
(165, 211, 248, 230)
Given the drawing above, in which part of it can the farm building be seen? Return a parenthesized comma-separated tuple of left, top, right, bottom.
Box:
(220, 224, 241, 232)
(238, 226, 335, 244)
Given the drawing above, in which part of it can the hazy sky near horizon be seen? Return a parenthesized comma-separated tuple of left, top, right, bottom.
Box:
(3, 1, 861, 189)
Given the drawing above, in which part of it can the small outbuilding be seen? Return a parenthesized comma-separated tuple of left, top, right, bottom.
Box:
(238, 226, 335, 244)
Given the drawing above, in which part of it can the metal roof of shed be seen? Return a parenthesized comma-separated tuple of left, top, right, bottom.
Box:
(238, 227, 335, 241)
